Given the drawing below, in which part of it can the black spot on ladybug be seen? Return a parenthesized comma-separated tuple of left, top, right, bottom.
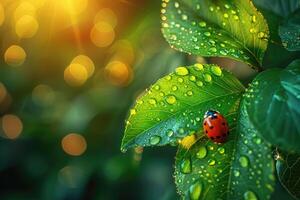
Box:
(222, 122, 225, 126)
(204, 122, 207, 125)
(205, 130, 208, 134)
(209, 126, 214, 129)
(227, 132, 229, 135)
(216, 136, 221, 139)
(210, 137, 214, 140)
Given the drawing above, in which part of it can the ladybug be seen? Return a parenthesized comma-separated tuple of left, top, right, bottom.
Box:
(203, 110, 229, 143)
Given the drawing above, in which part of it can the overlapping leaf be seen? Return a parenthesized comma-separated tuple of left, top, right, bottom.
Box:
(243, 59, 300, 152)
(161, 0, 269, 69)
(121, 64, 244, 151)
(174, 98, 275, 199)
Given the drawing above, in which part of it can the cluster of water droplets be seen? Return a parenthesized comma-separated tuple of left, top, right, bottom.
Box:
(161, 0, 269, 64)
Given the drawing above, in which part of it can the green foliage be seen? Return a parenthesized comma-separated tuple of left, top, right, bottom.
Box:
(279, 9, 300, 51)
(276, 151, 300, 199)
(121, 64, 244, 151)
(161, 0, 269, 69)
(121, 0, 300, 199)
(175, 103, 274, 199)
(243, 60, 300, 153)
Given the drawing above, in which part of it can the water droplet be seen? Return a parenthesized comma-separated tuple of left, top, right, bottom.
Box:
(166, 130, 174, 137)
(196, 81, 203, 87)
(203, 74, 212, 82)
(174, 2, 179, 8)
(175, 66, 189, 76)
(244, 191, 257, 200)
(187, 91, 193, 96)
(178, 77, 184, 83)
(211, 66, 222, 76)
(234, 170, 240, 177)
(209, 6, 214, 12)
(251, 15, 257, 23)
(249, 28, 257, 33)
(233, 15, 239, 20)
(204, 32, 211, 37)
(223, 13, 229, 18)
(166, 95, 177, 105)
(217, 147, 225, 154)
(130, 109, 137, 115)
(166, 75, 172, 80)
(199, 21, 206, 27)
(189, 75, 196, 82)
(150, 135, 161, 145)
(196, 146, 207, 159)
(255, 138, 261, 144)
(208, 159, 216, 166)
(172, 85, 178, 91)
(181, 158, 192, 174)
(194, 63, 204, 71)
(189, 181, 202, 200)
(149, 98, 157, 105)
(182, 14, 188, 20)
(258, 32, 265, 39)
(209, 47, 217, 53)
(239, 156, 249, 168)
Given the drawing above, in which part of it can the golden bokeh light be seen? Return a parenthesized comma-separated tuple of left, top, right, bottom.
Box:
(4, 45, 26, 67)
(110, 40, 135, 64)
(90, 22, 115, 48)
(56, 0, 88, 15)
(0, 3, 5, 26)
(105, 61, 133, 86)
(2, 114, 23, 139)
(64, 63, 88, 87)
(94, 8, 117, 28)
(15, 15, 39, 38)
(71, 55, 95, 78)
(61, 133, 87, 156)
(32, 84, 55, 106)
(14, 2, 36, 21)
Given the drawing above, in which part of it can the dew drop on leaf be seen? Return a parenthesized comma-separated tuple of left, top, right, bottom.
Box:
(166, 95, 177, 105)
(189, 181, 202, 200)
(203, 74, 212, 82)
(196, 146, 207, 159)
(199, 21, 206, 27)
(181, 158, 192, 174)
(234, 170, 240, 177)
(175, 66, 189, 76)
(204, 32, 211, 37)
(148, 98, 157, 105)
(166, 129, 174, 137)
(196, 81, 203, 87)
(211, 66, 222, 76)
(239, 156, 249, 168)
(217, 147, 225, 154)
(194, 63, 204, 71)
(243, 190, 258, 200)
(149, 135, 161, 145)
(208, 159, 216, 166)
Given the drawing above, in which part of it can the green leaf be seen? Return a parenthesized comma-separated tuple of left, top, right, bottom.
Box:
(253, 0, 300, 18)
(174, 99, 275, 199)
(243, 59, 300, 152)
(279, 8, 300, 51)
(276, 151, 300, 199)
(161, 0, 269, 69)
(121, 64, 245, 151)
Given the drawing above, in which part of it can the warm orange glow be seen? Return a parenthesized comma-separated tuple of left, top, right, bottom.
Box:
(4, 45, 26, 67)
(64, 63, 88, 87)
(105, 61, 133, 86)
(32, 84, 55, 106)
(0, 3, 4, 26)
(90, 22, 115, 48)
(94, 8, 117, 28)
(2, 114, 23, 139)
(14, 2, 36, 21)
(61, 133, 87, 156)
(71, 55, 95, 78)
(15, 15, 39, 38)
(0, 83, 7, 104)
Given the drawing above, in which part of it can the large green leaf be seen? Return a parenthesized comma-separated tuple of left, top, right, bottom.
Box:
(279, 8, 300, 51)
(243, 59, 300, 152)
(276, 151, 300, 199)
(161, 0, 269, 69)
(174, 99, 275, 199)
(121, 64, 245, 151)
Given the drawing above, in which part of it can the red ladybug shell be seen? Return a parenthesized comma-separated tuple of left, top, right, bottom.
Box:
(203, 110, 229, 143)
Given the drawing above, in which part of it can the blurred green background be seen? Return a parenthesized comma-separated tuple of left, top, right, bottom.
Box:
(0, 0, 269, 199)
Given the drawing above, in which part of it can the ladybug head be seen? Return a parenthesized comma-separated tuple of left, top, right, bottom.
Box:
(204, 110, 218, 118)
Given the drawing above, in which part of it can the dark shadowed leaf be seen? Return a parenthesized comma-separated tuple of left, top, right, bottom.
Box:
(276, 151, 300, 199)
(243, 59, 300, 152)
